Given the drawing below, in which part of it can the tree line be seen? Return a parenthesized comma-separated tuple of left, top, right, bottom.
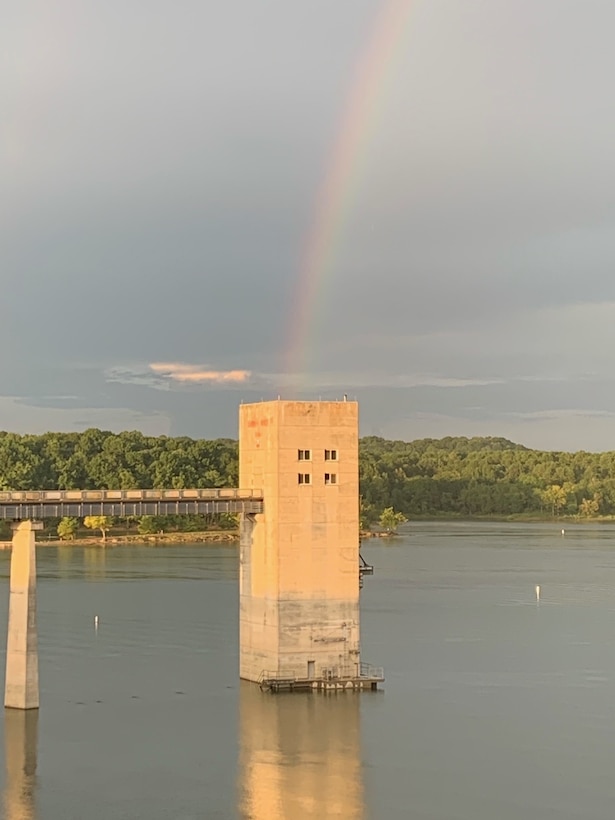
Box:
(1, 430, 615, 534)
(0, 429, 239, 538)
(358, 435, 615, 524)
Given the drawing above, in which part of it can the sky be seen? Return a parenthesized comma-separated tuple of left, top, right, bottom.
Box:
(2, 0, 615, 451)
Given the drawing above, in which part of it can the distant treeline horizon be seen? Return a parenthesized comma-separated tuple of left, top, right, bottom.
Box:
(1, 429, 614, 523)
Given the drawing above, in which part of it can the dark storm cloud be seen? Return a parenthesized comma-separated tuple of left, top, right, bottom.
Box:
(2, 1, 615, 449)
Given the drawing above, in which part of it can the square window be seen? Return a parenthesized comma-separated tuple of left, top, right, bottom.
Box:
(324, 473, 337, 485)
(298, 473, 311, 485)
(324, 449, 338, 461)
(298, 449, 311, 461)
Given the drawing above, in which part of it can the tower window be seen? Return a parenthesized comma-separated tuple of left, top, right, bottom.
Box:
(298, 449, 311, 461)
(324, 473, 337, 485)
(298, 473, 311, 485)
(324, 449, 338, 461)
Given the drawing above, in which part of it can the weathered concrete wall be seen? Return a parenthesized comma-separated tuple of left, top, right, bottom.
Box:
(4, 521, 40, 710)
(239, 400, 361, 683)
(277, 599, 360, 678)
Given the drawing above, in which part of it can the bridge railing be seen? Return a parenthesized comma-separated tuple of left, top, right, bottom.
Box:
(0, 488, 264, 519)
(0, 488, 263, 504)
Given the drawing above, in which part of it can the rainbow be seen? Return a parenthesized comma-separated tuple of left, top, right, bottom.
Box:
(284, 0, 415, 385)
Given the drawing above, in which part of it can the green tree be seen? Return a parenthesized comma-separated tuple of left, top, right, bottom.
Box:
(57, 517, 79, 541)
(137, 515, 162, 535)
(579, 494, 601, 517)
(540, 485, 568, 517)
(84, 515, 112, 542)
(379, 507, 407, 534)
(218, 513, 239, 530)
(359, 496, 378, 531)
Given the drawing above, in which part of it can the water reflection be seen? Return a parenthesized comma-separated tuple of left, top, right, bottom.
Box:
(3, 710, 38, 820)
(83, 547, 107, 581)
(36, 544, 240, 582)
(238, 683, 365, 819)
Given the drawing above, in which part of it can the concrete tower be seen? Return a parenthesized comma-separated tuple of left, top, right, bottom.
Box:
(239, 399, 380, 689)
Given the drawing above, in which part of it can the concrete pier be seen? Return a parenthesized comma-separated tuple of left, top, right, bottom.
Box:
(4, 521, 41, 710)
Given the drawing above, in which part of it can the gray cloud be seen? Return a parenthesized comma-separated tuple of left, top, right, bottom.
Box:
(2, 1, 615, 450)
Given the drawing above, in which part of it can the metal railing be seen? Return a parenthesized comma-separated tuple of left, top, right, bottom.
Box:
(0, 488, 262, 503)
(260, 662, 385, 684)
(359, 662, 385, 680)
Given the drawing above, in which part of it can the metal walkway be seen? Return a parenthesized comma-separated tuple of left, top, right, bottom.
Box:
(0, 488, 263, 519)
(258, 662, 385, 693)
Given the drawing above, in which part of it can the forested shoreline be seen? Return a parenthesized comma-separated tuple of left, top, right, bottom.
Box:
(1, 430, 615, 534)
(357, 436, 613, 525)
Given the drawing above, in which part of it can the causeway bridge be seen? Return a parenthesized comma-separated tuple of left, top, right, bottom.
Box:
(0, 488, 263, 520)
(3, 487, 263, 711)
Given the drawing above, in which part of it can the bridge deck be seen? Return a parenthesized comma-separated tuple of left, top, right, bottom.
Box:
(0, 489, 263, 519)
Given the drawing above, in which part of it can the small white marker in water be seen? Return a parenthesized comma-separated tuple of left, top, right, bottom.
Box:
(561, 529, 565, 535)
(94, 615, 99, 628)
(535, 585, 541, 603)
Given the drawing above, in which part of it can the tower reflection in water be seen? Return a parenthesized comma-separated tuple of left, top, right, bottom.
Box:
(238, 682, 365, 819)
(3, 709, 38, 820)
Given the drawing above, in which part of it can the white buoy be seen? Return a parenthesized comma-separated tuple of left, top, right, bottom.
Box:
(535, 585, 540, 603)
(94, 615, 99, 628)
(561, 529, 565, 535)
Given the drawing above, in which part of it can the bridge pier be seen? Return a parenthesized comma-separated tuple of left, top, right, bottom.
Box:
(5, 521, 40, 710)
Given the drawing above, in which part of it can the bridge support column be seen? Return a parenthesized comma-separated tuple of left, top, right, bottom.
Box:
(5, 521, 41, 710)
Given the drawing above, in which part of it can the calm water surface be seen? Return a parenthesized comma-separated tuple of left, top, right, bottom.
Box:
(2, 522, 615, 818)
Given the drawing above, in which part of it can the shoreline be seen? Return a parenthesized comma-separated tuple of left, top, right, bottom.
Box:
(2, 515, 615, 549)
(0, 530, 239, 549)
(401, 514, 615, 523)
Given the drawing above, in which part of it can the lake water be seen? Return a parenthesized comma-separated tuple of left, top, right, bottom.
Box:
(1, 521, 615, 818)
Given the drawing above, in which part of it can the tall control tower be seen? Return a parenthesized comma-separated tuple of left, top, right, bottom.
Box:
(239, 400, 382, 691)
